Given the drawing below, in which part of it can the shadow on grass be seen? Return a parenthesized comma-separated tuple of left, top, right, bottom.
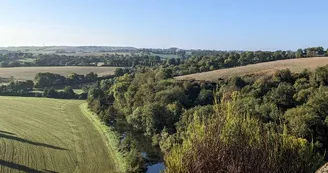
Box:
(0, 131, 67, 151)
(0, 159, 45, 173)
(0, 130, 16, 135)
(43, 169, 59, 173)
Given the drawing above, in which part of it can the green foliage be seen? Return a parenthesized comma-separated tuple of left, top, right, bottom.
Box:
(34, 72, 66, 88)
(0, 52, 165, 67)
(86, 63, 328, 172)
(120, 134, 146, 173)
(257, 102, 281, 122)
(155, 68, 172, 80)
(284, 106, 317, 138)
(155, 86, 187, 105)
(62, 86, 76, 98)
(100, 78, 115, 91)
(293, 87, 314, 104)
(165, 99, 323, 173)
(267, 82, 295, 109)
(166, 58, 177, 66)
(43, 87, 59, 98)
(174, 105, 214, 140)
(159, 127, 177, 153)
(273, 68, 293, 83)
(229, 76, 246, 88)
(195, 89, 213, 105)
(293, 77, 311, 92)
(42, 86, 81, 99)
(314, 65, 328, 85)
(296, 48, 304, 58)
(127, 103, 176, 136)
(85, 72, 98, 80)
(34, 72, 104, 88)
(114, 68, 124, 76)
(305, 47, 325, 57)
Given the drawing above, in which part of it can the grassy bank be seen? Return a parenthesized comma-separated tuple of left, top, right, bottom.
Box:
(79, 103, 126, 172)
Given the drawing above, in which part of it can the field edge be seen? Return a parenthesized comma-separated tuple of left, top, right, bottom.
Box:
(79, 103, 125, 173)
(175, 57, 328, 81)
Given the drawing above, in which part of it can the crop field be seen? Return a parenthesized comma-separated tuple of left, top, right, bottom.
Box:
(175, 57, 328, 81)
(0, 97, 120, 173)
(0, 66, 119, 81)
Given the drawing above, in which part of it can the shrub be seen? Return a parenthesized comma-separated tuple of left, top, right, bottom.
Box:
(164, 94, 323, 173)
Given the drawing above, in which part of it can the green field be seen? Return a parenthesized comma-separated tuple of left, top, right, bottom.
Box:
(0, 66, 119, 81)
(0, 97, 120, 173)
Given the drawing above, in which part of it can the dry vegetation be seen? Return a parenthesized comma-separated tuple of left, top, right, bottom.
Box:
(0, 97, 120, 173)
(0, 66, 119, 81)
(175, 57, 328, 81)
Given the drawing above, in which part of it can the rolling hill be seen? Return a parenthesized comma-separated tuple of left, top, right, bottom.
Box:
(175, 57, 328, 81)
(0, 46, 137, 55)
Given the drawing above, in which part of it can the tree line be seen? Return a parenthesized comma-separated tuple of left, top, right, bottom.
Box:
(0, 68, 130, 99)
(0, 77, 88, 99)
(42, 86, 86, 99)
(0, 53, 164, 67)
(0, 80, 34, 96)
(1, 47, 327, 73)
(165, 47, 328, 76)
(34, 72, 98, 88)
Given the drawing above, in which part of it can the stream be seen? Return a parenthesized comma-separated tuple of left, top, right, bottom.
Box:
(147, 162, 165, 173)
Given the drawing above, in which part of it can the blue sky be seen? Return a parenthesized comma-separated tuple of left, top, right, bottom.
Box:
(0, 0, 327, 50)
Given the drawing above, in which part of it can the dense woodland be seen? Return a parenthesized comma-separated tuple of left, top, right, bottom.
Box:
(86, 64, 328, 172)
(2, 47, 328, 172)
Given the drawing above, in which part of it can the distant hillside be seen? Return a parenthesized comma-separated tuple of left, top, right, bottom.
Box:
(175, 57, 328, 81)
(0, 46, 138, 55)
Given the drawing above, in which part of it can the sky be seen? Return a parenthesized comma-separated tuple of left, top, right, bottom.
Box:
(0, 0, 327, 50)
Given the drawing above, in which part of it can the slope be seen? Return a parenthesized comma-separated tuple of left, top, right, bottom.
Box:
(175, 57, 328, 81)
(0, 97, 120, 173)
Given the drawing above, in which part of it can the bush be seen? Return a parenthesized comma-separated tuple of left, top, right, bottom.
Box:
(273, 69, 293, 83)
(164, 95, 323, 173)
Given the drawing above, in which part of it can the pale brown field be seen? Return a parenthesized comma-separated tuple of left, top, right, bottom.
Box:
(0, 66, 119, 81)
(175, 57, 328, 81)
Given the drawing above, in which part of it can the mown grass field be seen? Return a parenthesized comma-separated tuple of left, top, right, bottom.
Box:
(175, 57, 328, 81)
(0, 66, 119, 81)
(0, 97, 120, 173)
